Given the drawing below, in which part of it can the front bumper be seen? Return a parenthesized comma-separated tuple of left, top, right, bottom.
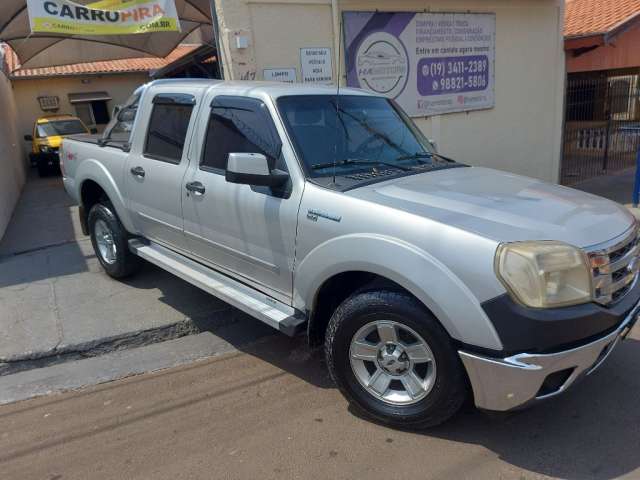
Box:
(459, 298, 640, 411)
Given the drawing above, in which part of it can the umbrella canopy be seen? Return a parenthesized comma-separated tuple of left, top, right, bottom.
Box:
(0, 0, 213, 68)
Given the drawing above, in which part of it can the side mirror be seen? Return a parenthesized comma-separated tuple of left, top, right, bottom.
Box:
(112, 105, 121, 118)
(225, 152, 289, 188)
(24, 134, 33, 142)
(90, 128, 98, 134)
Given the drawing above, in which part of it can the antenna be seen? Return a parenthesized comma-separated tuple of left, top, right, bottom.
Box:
(332, 15, 344, 185)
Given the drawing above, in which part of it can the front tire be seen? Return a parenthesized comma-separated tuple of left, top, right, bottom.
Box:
(88, 202, 141, 279)
(325, 290, 467, 429)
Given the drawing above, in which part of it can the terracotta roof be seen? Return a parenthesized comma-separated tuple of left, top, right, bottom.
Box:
(565, 0, 640, 38)
(5, 44, 200, 79)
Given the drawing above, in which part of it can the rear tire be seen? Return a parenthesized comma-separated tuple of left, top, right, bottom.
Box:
(88, 202, 141, 279)
(325, 290, 467, 429)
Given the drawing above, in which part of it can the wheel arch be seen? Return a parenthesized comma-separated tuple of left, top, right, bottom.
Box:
(294, 234, 503, 351)
(76, 159, 137, 235)
(307, 270, 418, 346)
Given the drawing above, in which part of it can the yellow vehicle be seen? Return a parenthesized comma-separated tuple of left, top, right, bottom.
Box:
(25, 115, 94, 176)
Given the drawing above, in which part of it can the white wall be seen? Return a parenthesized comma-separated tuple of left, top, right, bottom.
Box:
(0, 66, 26, 241)
(214, 0, 565, 183)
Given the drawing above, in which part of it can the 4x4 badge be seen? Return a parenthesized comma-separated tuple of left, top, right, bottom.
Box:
(307, 209, 342, 223)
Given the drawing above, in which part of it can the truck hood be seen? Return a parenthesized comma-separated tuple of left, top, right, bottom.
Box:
(347, 167, 635, 248)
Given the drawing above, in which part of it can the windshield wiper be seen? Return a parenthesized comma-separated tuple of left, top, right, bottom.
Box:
(396, 151, 458, 166)
(395, 152, 434, 163)
(311, 158, 411, 172)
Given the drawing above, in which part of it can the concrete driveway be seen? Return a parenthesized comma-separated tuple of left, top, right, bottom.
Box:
(0, 174, 275, 397)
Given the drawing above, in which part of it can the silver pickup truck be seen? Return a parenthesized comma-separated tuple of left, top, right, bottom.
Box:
(61, 79, 640, 428)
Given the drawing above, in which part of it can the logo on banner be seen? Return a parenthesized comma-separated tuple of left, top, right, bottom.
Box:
(27, 0, 181, 35)
(356, 32, 409, 99)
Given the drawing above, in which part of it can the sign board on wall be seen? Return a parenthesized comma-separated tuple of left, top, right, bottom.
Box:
(263, 68, 297, 83)
(300, 48, 333, 84)
(344, 11, 495, 117)
(26, 0, 181, 36)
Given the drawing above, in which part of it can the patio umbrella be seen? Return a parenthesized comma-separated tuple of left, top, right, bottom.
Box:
(0, 0, 213, 68)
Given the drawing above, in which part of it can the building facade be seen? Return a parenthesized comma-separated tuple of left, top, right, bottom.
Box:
(562, 0, 640, 184)
(212, 0, 566, 183)
(5, 45, 199, 141)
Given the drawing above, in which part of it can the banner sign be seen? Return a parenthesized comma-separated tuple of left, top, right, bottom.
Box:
(27, 0, 181, 35)
(344, 11, 495, 117)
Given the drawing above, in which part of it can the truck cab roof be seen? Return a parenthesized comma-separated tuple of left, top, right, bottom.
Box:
(145, 79, 376, 100)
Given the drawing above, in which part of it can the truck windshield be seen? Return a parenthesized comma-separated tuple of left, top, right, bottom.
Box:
(277, 95, 452, 179)
(36, 120, 86, 137)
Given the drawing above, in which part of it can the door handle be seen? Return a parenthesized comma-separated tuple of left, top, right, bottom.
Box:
(185, 181, 206, 195)
(130, 166, 145, 178)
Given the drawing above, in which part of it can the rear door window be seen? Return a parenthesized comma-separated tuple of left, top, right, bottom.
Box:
(144, 94, 196, 164)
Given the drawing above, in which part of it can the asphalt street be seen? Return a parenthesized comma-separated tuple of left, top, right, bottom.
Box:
(1, 325, 639, 480)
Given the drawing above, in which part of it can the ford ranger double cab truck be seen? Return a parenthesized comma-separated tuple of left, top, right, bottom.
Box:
(61, 79, 640, 428)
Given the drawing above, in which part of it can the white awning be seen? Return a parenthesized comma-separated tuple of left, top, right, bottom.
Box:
(68, 91, 112, 103)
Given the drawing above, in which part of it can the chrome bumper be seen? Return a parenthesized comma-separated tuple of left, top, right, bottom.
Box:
(459, 300, 640, 412)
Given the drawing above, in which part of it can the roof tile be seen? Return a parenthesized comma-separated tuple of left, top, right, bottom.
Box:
(4, 44, 200, 79)
(565, 0, 640, 37)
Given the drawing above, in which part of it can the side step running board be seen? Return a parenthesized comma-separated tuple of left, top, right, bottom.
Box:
(129, 239, 307, 336)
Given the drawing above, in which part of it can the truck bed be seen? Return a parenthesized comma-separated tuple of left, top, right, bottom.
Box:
(66, 134, 130, 151)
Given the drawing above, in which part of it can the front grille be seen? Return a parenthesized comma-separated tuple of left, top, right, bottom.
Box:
(588, 225, 640, 305)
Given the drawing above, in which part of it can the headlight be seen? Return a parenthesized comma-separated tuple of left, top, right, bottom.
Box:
(495, 241, 592, 308)
(39, 145, 52, 153)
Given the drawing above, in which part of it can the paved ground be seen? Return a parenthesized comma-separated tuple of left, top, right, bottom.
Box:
(2, 171, 640, 479)
(1, 327, 639, 480)
(0, 175, 271, 365)
(572, 167, 635, 204)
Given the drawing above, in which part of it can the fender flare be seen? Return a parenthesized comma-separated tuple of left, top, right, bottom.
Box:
(75, 158, 138, 234)
(293, 234, 503, 351)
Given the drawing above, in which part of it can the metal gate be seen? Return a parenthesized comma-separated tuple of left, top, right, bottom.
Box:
(561, 70, 640, 185)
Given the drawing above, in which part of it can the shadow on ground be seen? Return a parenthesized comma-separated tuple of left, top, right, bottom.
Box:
(120, 262, 640, 480)
(132, 261, 333, 389)
(348, 337, 640, 480)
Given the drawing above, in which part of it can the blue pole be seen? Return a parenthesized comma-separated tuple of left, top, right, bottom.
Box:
(634, 144, 640, 207)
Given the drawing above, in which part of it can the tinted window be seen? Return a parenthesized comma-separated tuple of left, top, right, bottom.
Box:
(144, 99, 194, 163)
(201, 96, 283, 172)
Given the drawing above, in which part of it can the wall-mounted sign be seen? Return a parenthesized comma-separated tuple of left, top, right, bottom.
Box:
(26, 0, 181, 36)
(38, 95, 60, 111)
(344, 11, 495, 117)
(263, 68, 297, 83)
(300, 47, 333, 84)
